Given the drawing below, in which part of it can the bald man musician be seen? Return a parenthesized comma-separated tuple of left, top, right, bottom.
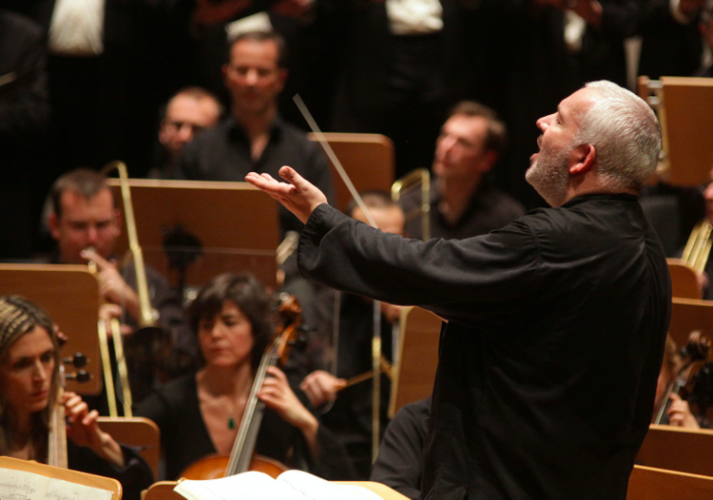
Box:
(247, 80, 670, 500)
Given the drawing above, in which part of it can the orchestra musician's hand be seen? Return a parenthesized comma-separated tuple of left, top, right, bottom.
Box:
(246, 167, 328, 225)
(300, 370, 346, 408)
(81, 249, 141, 324)
(63, 392, 125, 467)
(259, 366, 319, 455)
(667, 392, 701, 429)
(696, 271, 709, 298)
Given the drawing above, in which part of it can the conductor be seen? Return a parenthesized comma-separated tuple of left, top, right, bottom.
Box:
(247, 81, 671, 500)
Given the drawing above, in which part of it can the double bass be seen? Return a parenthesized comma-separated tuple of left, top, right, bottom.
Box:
(180, 296, 302, 479)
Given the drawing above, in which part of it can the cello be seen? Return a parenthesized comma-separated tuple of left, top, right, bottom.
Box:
(653, 330, 710, 425)
(180, 296, 302, 479)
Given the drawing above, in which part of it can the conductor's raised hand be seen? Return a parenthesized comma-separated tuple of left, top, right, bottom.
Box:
(245, 166, 328, 225)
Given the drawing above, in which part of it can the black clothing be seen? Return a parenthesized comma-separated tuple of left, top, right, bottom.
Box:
(400, 181, 525, 240)
(320, 293, 393, 479)
(136, 374, 355, 481)
(297, 194, 671, 500)
(67, 440, 153, 500)
(119, 263, 198, 403)
(0, 10, 49, 259)
(176, 115, 334, 235)
(639, 0, 703, 79)
(371, 398, 431, 500)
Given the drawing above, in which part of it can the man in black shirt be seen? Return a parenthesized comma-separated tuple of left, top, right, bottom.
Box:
(399, 101, 525, 241)
(175, 30, 333, 235)
(247, 81, 670, 500)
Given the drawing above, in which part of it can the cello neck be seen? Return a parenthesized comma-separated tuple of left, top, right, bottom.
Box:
(47, 383, 68, 468)
(224, 349, 277, 476)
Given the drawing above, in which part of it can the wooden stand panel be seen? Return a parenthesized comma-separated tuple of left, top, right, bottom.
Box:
(637, 424, 713, 477)
(107, 179, 279, 290)
(669, 297, 713, 351)
(658, 77, 713, 186)
(97, 417, 160, 480)
(308, 133, 395, 212)
(0, 264, 102, 395)
(389, 307, 441, 418)
(628, 465, 713, 500)
(667, 259, 701, 299)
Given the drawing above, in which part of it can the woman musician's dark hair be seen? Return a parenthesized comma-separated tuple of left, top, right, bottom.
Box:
(0, 296, 60, 460)
(188, 273, 276, 371)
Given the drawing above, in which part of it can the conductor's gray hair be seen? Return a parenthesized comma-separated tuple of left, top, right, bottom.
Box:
(572, 81, 661, 191)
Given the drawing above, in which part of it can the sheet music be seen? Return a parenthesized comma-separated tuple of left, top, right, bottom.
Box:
(45, 478, 112, 500)
(0, 468, 112, 500)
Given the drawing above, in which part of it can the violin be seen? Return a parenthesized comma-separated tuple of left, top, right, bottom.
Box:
(653, 330, 711, 425)
(180, 296, 302, 480)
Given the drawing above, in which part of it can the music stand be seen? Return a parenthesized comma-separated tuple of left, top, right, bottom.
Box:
(658, 77, 713, 186)
(637, 424, 713, 477)
(107, 179, 279, 291)
(0, 264, 102, 395)
(669, 297, 713, 351)
(388, 306, 441, 418)
(309, 133, 395, 211)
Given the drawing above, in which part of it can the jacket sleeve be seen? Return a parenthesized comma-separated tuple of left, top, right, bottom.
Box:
(298, 204, 542, 325)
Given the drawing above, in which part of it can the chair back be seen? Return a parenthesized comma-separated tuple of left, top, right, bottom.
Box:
(98, 417, 160, 479)
(388, 307, 441, 418)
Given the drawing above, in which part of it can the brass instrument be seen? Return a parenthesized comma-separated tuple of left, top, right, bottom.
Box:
(682, 219, 713, 274)
(88, 161, 171, 417)
(391, 168, 431, 241)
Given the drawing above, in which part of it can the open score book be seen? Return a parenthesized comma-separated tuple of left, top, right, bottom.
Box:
(174, 470, 388, 500)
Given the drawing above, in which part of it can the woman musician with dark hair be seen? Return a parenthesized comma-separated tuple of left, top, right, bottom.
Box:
(137, 273, 354, 481)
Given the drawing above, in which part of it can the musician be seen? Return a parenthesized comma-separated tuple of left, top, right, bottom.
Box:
(136, 273, 354, 480)
(174, 30, 334, 236)
(247, 80, 669, 499)
(0, 295, 153, 500)
(47, 168, 197, 403)
(654, 334, 703, 428)
(300, 191, 404, 478)
(147, 87, 223, 179)
(370, 397, 431, 500)
(399, 101, 525, 240)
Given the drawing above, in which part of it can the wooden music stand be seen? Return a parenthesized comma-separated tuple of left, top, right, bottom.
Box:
(0, 456, 121, 500)
(335, 481, 409, 499)
(107, 179, 279, 290)
(628, 465, 713, 500)
(308, 133, 395, 211)
(97, 417, 160, 480)
(667, 259, 701, 299)
(0, 264, 102, 395)
(669, 297, 713, 350)
(657, 77, 713, 186)
(388, 307, 441, 418)
(143, 480, 409, 500)
(636, 424, 713, 477)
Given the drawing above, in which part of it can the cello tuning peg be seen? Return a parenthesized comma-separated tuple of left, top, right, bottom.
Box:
(63, 352, 88, 368)
(65, 370, 92, 383)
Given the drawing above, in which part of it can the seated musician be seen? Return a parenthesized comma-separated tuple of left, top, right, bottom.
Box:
(136, 273, 354, 480)
(299, 191, 405, 478)
(0, 295, 153, 499)
(654, 334, 702, 428)
(47, 168, 197, 403)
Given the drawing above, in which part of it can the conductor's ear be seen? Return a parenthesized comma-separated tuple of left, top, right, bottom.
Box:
(569, 144, 595, 175)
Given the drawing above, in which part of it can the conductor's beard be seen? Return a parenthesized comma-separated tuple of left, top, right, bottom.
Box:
(526, 141, 571, 208)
